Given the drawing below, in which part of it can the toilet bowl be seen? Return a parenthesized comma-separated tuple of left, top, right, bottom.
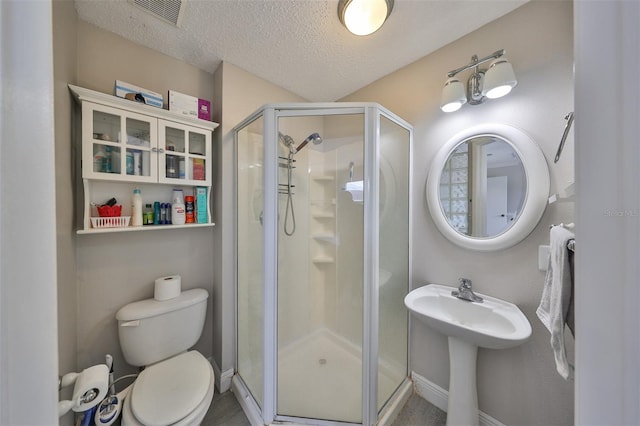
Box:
(116, 289, 214, 426)
(121, 351, 214, 426)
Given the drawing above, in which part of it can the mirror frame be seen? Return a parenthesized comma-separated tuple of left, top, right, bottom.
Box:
(426, 123, 549, 251)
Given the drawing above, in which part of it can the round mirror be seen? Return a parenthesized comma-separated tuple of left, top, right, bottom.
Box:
(426, 124, 549, 251)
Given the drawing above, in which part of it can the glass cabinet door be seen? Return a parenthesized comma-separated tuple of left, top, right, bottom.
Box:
(158, 120, 211, 185)
(124, 116, 156, 180)
(82, 102, 157, 182)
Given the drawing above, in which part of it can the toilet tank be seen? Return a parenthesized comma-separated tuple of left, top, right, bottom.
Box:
(116, 288, 208, 366)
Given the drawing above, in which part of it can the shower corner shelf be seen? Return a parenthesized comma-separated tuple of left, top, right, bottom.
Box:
(310, 198, 337, 206)
(312, 256, 335, 264)
(311, 174, 335, 182)
(312, 233, 338, 244)
(311, 211, 335, 219)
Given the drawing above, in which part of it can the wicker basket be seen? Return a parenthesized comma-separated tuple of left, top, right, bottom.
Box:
(91, 216, 131, 229)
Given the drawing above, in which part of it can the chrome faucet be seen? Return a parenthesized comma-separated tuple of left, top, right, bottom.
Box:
(452, 278, 483, 303)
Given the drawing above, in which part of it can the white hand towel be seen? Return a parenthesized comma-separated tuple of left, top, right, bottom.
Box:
(536, 225, 575, 380)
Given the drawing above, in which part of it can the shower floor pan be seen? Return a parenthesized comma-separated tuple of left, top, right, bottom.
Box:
(240, 328, 403, 423)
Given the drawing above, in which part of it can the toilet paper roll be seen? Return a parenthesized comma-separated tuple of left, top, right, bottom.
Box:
(72, 364, 109, 412)
(155, 275, 182, 301)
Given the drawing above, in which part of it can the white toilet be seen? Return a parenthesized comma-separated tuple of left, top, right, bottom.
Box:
(116, 288, 214, 426)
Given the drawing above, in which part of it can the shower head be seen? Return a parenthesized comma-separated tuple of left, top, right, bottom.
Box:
(293, 133, 323, 154)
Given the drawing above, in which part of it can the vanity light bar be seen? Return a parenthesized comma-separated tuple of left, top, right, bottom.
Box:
(440, 49, 517, 112)
(446, 49, 505, 78)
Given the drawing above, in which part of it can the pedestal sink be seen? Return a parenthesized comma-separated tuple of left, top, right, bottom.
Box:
(404, 284, 531, 426)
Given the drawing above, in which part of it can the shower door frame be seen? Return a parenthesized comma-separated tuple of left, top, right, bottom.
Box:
(234, 103, 413, 426)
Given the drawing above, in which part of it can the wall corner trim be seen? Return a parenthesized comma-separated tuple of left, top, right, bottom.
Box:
(411, 371, 505, 426)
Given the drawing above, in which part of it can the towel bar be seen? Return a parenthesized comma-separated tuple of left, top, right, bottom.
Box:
(550, 223, 575, 252)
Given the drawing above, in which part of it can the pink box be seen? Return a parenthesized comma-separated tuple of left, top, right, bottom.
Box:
(198, 99, 211, 121)
(169, 90, 211, 121)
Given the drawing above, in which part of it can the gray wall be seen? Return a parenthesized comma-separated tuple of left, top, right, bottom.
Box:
(53, 3, 311, 397)
(341, 1, 574, 424)
(212, 62, 307, 381)
(52, 1, 78, 424)
(54, 15, 217, 381)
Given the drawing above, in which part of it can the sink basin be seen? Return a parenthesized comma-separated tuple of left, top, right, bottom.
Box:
(404, 284, 532, 426)
(404, 284, 531, 349)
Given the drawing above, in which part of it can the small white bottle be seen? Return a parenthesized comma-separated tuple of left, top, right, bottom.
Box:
(171, 189, 186, 225)
(93, 146, 105, 172)
(131, 187, 143, 226)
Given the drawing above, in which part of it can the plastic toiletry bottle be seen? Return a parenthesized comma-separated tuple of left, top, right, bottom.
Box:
(160, 203, 167, 224)
(94, 146, 106, 173)
(185, 195, 195, 223)
(131, 188, 143, 226)
(133, 151, 141, 176)
(103, 146, 112, 173)
(178, 158, 185, 179)
(143, 204, 153, 225)
(153, 201, 161, 225)
(126, 151, 134, 175)
(171, 189, 186, 225)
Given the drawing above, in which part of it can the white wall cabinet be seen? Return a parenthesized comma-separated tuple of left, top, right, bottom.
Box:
(69, 85, 219, 234)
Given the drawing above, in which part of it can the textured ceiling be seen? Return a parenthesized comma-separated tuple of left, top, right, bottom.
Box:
(74, 0, 528, 102)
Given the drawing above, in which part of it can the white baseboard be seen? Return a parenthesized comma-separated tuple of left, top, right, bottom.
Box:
(209, 356, 234, 393)
(411, 371, 505, 426)
(412, 371, 448, 412)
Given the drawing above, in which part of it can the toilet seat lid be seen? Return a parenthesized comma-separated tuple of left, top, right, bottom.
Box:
(131, 351, 211, 426)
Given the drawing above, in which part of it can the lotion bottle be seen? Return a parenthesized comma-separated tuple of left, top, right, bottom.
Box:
(131, 187, 143, 226)
(171, 189, 186, 225)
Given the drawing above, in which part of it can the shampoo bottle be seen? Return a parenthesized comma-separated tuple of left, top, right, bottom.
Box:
(131, 187, 143, 226)
(93, 146, 106, 173)
(171, 189, 186, 225)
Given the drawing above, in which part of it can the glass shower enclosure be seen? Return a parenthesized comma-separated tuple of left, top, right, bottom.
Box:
(234, 104, 412, 425)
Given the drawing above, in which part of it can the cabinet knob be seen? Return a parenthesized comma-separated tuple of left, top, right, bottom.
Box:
(158, 148, 165, 153)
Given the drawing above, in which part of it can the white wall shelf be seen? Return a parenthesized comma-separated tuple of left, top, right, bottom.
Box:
(69, 84, 218, 233)
(77, 222, 215, 235)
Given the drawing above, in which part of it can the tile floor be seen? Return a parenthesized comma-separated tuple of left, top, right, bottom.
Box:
(201, 389, 447, 426)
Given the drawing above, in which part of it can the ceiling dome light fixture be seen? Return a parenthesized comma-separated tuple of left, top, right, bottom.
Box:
(338, 0, 394, 36)
(440, 49, 517, 113)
